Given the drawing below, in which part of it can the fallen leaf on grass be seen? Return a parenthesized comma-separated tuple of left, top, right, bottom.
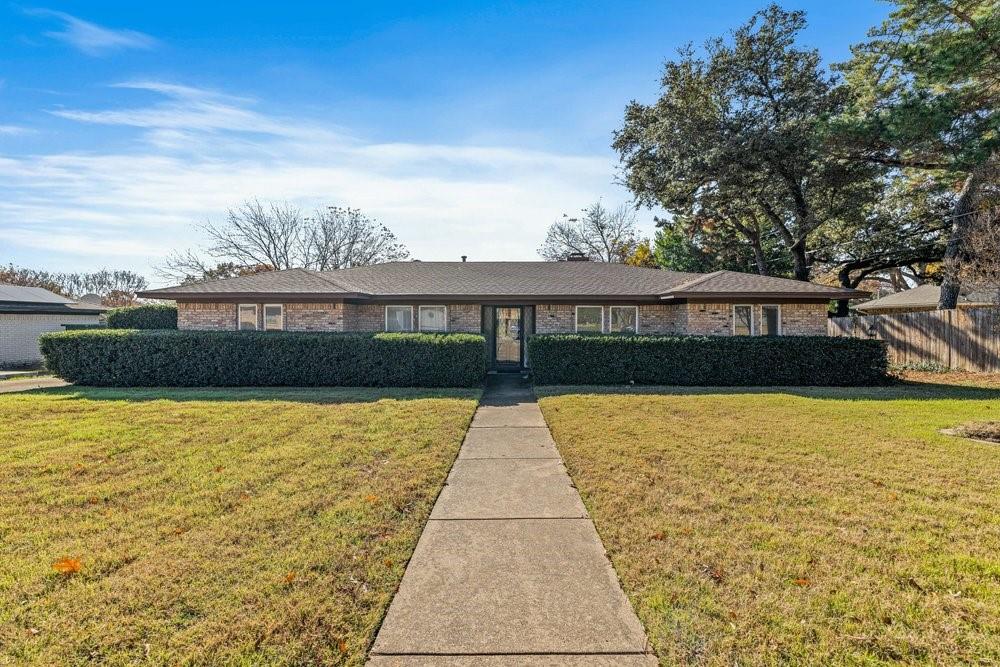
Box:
(284, 572, 296, 584)
(214, 466, 224, 473)
(52, 557, 81, 575)
(338, 639, 348, 654)
(650, 531, 666, 541)
(365, 494, 379, 503)
(793, 577, 811, 587)
(383, 558, 393, 567)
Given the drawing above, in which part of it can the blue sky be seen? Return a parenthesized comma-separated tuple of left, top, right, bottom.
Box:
(0, 1, 889, 285)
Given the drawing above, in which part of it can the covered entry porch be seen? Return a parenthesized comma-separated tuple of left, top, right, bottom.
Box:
(481, 305, 534, 371)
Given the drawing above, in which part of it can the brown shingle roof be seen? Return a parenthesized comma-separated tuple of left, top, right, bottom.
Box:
(138, 262, 866, 301)
(854, 284, 995, 313)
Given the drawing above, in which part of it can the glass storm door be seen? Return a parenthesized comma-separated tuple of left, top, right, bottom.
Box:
(495, 307, 522, 367)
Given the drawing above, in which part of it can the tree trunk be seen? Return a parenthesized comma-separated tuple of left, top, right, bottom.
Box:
(790, 241, 810, 281)
(749, 237, 769, 276)
(939, 165, 989, 309)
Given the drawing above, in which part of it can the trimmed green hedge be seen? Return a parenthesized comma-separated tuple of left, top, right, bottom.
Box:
(527, 334, 889, 386)
(106, 304, 178, 329)
(40, 330, 487, 387)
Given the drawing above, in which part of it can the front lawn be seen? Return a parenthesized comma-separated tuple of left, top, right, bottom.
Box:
(537, 380, 1000, 665)
(0, 386, 478, 666)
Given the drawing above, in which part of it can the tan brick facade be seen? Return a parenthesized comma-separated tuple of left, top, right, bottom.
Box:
(177, 300, 828, 336)
(285, 303, 345, 331)
(177, 302, 237, 330)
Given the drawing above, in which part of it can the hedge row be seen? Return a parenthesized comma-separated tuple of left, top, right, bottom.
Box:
(527, 334, 889, 386)
(106, 304, 178, 329)
(40, 330, 487, 387)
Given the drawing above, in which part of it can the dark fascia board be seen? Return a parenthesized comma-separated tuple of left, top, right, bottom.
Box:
(137, 291, 370, 302)
(662, 290, 868, 302)
(0, 302, 106, 315)
(352, 294, 665, 304)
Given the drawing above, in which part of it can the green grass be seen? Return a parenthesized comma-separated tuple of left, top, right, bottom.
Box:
(0, 386, 479, 666)
(536, 379, 1000, 665)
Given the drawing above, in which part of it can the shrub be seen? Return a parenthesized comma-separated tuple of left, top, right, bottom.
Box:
(106, 304, 178, 329)
(40, 330, 487, 387)
(527, 334, 889, 386)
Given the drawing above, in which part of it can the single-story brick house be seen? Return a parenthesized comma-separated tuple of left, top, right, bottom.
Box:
(1, 284, 108, 368)
(139, 260, 864, 370)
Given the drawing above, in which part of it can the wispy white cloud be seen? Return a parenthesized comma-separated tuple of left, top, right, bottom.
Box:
(25, 8, 157, 56)
(0, 125, 33, 135)
(0, 82, 641, 281)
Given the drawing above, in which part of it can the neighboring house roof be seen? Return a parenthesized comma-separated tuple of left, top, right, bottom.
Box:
(138, 263, 865, 302)
(854, 284, 996, 313)
(0, 283, 109, 315)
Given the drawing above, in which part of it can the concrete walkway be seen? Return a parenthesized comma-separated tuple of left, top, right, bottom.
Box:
(369, 375, 655, 665)
(0, 376, 68, 393)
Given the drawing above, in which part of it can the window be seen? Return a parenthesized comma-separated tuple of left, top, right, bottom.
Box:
(575, 306, 603, 333)
(608, 306, 638, 333)
(238, 304, 258, 331)
(418, 305, 447, 332)
(761, 305, 781, 336)
(733, 305, 753, 336)
(385, 305, 414, 332)
(263, 304, 284, 331)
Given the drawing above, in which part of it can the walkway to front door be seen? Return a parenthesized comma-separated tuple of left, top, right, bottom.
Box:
(367, 375, 655, 665)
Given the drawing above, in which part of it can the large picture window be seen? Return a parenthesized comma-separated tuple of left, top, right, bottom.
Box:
(575, 306, 603, 333)
(238, 304, 258, 331)
(385, 305, 414, 332)
(418, 305, 448, 332)
(263, 304, 284, 331)
(608, 306, 638, 333)
(761, 305, 781, 336)
(733, 305, 753, 336)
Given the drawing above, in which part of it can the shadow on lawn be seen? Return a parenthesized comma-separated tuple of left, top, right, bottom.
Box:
(16, 385, 482, 404)
(534, 380, 1000, 402)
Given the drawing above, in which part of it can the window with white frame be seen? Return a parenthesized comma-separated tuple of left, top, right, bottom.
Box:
(418, 305, 447, 332)
(608, 306, 638, 333)
(238, 304, 258, 331)
(385, 305, 414, 332)
(733, 304, 753, 336)
(761, 305, 781, 336)
(575, 305, 603, 333)
(263, 304, 284, 331)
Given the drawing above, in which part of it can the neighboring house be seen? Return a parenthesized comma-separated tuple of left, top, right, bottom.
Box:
(0, 284, 108, 368)
(138, 260, 864, 371)
(854, 284, 995, 315)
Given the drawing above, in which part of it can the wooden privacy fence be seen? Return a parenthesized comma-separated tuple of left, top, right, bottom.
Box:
(828, 308, 1000, 373)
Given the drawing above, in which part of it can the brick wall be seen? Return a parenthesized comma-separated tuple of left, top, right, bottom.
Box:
(780, 303, 828, 335)
(177, 302, 237, 331)
(1, 313, 103, 367)
(344, 304, 384, 332)
(285, 303, 344, 331)
(448, 304, 481, 333)
(535, 304, 576, 333)
(685, 302, 828, 336)
(638, 304, 685, 334)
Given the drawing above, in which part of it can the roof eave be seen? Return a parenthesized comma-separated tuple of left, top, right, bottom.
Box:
(661, 289, 869, 301)
(137, 291, 370, 301)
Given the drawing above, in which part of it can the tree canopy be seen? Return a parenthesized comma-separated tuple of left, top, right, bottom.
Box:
(834, 0, 1000, 307)
(537, 201, 645, 262)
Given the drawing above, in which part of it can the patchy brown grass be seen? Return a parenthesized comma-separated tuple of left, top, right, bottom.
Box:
(899, 369, 1000, 388)
(0, 386, 478, 666)
(955, 421, 1000, 444)
(537, 382, 1000, 665)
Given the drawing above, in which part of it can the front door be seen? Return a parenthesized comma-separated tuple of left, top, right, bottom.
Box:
(494, 306, 522, 369)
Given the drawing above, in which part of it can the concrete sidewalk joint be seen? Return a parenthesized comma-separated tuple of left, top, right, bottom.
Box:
(369, 375, 655, 665)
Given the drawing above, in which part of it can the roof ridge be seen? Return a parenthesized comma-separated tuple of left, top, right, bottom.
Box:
(660, 270, 726, 295)
(299, 268, 356, 293)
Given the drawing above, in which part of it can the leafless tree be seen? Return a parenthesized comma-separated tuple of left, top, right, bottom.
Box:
(962, 209, 1000, 310)
(157, 199, 411, 283)
(538, 201, 643, 262)
(202, 199, 304, 270)
(0, 264, 148, 305)
(302, 206, 410, 270)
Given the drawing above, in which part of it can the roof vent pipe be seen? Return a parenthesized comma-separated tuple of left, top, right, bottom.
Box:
(461, 255, 467, 262)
